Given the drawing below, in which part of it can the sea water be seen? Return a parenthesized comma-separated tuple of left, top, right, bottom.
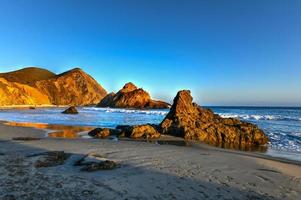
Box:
(0, 106, 300, 160)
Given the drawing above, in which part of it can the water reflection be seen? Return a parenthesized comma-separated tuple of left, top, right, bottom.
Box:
(5, 121, 94, 138)
(4, 121, 267, 152)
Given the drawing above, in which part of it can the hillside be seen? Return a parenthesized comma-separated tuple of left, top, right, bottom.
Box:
(35, 68, 107, 105)
(0, 67, 107, 106)
(0, 67, 56, 86)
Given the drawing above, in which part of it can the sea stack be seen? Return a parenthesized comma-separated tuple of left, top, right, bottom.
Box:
(62, 106, 79, 114)
(97, 82, 170, 109)
(160, 90, 268, 149)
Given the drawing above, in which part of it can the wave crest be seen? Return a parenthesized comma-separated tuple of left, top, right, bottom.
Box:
(82, 107, 168, 115)
(219, 113, 301, 121)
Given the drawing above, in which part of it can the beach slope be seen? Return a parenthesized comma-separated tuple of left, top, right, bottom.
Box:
(0, 122, 300, 199)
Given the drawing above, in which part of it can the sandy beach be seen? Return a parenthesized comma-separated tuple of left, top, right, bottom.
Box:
(0, 122, 300, 200)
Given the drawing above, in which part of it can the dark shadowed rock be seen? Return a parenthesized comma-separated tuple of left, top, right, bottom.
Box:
(74, 153, 117, 172)
(12, 137, 42, 141)
(97, 82, 170, 109)
(34, 151, 70, 168)
(88, 128, 120, 138)
(118, 124, 161, 139)
(80, 160, 117, 172)
(160, 90, 268, 149)
(62, 106, 78, 114)
(97, 92, 115, 107)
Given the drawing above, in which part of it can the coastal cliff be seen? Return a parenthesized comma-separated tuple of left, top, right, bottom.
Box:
(0, 67, 107, 106)
(97, 82, 170, 109)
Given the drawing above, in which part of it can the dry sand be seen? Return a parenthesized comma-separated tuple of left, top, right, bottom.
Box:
(0, 122, 300, 200)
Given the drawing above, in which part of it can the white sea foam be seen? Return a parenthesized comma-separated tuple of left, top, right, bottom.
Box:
(82, 107, 168, 115)
(218, 113, 301, 121)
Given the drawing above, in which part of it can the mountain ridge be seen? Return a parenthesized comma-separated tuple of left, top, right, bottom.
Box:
(0, 67, 107, 106)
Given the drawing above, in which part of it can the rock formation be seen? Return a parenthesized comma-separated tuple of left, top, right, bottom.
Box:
(97, 82, 170, 109)
(88, 128, 120, 138)
(62, 106, 79, 114)
(0, 67, 107, 106)
(160, 90, 268, 149)
(117, 124, 161, 139)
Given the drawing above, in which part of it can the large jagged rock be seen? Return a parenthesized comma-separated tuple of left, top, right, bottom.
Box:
(160, 90, 268, 149)
(0, 67, 107, 106)
(35, 68, 107, 105)
(97, 82, 170, 109)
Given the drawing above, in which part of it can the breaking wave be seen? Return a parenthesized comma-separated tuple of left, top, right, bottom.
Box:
(82, 107, 168, 116)
(218, 113, 301, 121)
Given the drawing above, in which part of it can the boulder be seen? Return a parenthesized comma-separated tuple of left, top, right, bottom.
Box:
(97, 82, 170, 109)
(34, 151, 70, 168)
(62, 106, 78, 114)
(88, 128, 120, 138)
(160, 90, 268, 149)
(118, 124, 161, 139)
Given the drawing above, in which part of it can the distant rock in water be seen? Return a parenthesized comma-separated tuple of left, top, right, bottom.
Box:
(62, 106, 79, 114)
(0, 67, 107, 106)
(160, 90, 268, 149)
(97, 82, 170, 109)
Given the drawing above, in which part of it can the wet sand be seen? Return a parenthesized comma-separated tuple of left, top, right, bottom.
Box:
(0, 122, 300, 199)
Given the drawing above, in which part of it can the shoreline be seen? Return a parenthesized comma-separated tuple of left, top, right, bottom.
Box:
(2, 120, 301, 165)
(0, 121, 300, 199)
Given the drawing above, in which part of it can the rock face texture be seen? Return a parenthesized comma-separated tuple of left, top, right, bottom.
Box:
(35, 68, 107, 105)
(97, 82, 170, 109)
(160, 90, 268, 149)
(0, 67, 107, 106)
(62, 106, 79, 114)
(117, 124, 161, 139)
(88, 128, 120, 138)
(0, 78, 51, 106)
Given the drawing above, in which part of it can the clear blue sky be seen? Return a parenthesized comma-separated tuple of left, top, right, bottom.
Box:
(0, 0, 300, 106)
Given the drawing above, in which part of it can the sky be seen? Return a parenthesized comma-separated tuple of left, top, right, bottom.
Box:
(0, 0, 300, 106)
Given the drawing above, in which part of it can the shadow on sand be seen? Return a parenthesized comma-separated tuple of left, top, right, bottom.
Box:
(0, 137, 277, 200)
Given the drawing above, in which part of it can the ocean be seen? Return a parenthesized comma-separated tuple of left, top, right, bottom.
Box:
(0, 106, 300, 161)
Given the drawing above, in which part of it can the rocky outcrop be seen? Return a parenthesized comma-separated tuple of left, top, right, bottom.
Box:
(97, 92, 115, 107)
(0, 67, 107, 106)
(62, 106, 78, 114)
(97, 82, 170, 109)
(35, 68, 107, 105)
(88, 128, 120, 138)
(160, 90, 268, 149)
(117, 124, 161, 139)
